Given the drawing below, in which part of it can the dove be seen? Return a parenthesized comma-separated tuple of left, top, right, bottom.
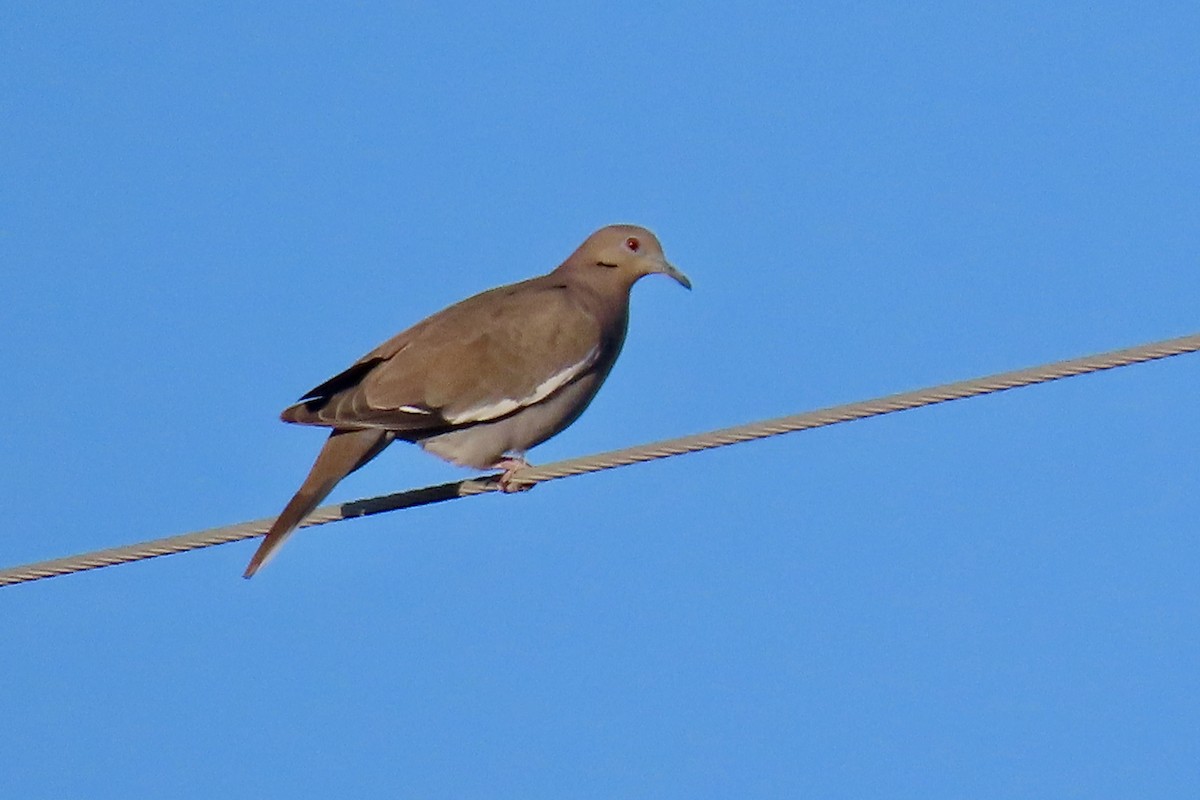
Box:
(244, 224, 689, 577)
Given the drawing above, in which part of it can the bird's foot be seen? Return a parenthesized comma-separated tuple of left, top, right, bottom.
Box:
(493, 456, 535, 493)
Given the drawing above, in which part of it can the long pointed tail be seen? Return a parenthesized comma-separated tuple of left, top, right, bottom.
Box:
(243, 428, 393, 578)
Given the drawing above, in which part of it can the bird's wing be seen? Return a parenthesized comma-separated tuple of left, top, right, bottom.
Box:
(281, 278, 606, 432)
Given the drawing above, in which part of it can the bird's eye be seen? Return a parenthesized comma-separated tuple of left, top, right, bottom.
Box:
(625, 237, 640, 252)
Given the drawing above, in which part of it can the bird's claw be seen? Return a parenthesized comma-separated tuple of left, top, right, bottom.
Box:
(493, 457, 536, 493)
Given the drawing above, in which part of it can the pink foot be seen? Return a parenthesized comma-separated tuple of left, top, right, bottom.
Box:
(493, 456, 535, 493)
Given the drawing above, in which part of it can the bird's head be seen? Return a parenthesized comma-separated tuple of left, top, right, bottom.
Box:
(561, 224, 691, 291)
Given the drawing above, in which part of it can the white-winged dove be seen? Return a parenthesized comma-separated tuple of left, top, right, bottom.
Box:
(244, 224, 690, 577)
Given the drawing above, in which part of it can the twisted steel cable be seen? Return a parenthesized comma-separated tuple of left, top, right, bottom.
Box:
(2, 331, 1197, 587)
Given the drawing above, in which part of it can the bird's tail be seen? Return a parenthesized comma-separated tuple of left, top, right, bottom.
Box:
(243, 428, 393, 578)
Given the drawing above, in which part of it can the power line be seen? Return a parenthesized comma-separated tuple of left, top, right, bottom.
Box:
(2, 331, 1198, 588)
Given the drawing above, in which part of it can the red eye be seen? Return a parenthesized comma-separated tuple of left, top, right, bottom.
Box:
(625, 237, 640, 252)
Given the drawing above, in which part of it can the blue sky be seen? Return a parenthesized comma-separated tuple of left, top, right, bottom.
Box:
(3, 2, 1198, 797)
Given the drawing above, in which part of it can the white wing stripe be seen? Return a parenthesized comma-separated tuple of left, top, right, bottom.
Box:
(445, 349, 598, 425)
(398, 405, 435, 415)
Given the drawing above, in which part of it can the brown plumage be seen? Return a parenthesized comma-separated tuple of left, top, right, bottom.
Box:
(243, 224, 690, 577)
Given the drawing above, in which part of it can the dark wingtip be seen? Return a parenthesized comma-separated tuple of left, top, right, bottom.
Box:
(280, 399, 326, 424)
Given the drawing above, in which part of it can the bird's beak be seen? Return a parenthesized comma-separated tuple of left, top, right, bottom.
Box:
(656, 258, 692, 290)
